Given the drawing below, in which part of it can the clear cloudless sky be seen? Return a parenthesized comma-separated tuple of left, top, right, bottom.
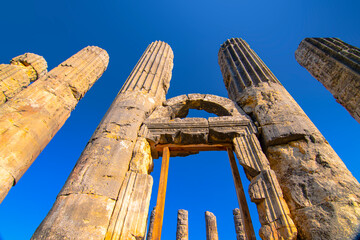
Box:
(0, 0, 359, 239)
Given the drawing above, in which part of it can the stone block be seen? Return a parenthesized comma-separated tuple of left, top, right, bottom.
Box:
(249, 170, 297, 240)
(105, 172, 153, 240)
(32, 194, 115, 240)
(144, 117, 209, 144)
(208, 116, 252, 143)
(233, 135, 270, 179)
(129, 137, 153, 174)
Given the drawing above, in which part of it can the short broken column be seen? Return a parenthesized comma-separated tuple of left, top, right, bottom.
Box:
(295, 37, 360, 123)
(0, 53, 47, 104)
(176, 209, 189, 240)
(233, 208, 246, 240)
(205, 211, 219, 240)
(0, 46, 108, 203)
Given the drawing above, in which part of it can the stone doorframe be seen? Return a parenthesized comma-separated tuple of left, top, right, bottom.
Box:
(139, 94, 297, 240)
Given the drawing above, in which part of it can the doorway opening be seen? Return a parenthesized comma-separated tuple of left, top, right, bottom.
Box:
(148, 146, 260, 239)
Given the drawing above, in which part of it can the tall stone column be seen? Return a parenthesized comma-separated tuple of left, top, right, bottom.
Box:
(0, 46, 108, 203)
(205, 211, 219, 240)
(295, 37, 360, 123)
(218, 38, 360, 239)
(0, 53, 47, 104)
(176, 209, 189, 240)
(32, 41, 174, 240)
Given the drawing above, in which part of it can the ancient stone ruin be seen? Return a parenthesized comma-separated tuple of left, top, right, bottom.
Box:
(0, 46, 109, 203)
(0, 38, 359, 239)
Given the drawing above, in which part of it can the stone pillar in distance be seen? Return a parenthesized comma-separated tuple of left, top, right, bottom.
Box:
(205, 211, 219, 240)
(176, 209, 189, 240)
(32, 41, 174, 240)
(218, 38, 360, 239)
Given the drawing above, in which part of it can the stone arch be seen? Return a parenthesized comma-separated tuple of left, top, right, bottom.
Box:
(148, 93, 249, 119)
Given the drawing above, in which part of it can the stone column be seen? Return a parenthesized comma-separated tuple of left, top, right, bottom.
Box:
(205, 211, 218, 240)
(32, 41, 174, 240)
(295, 37, 360, 123)
(219, 38, 360, 239)
(232, 135, 296, 240)
(146, 207, 156, 240)
(0, 53, 47, 104)
(176, 209, 189, 240)
(0, 46, 108, 203)
(233, 208, 246, 240)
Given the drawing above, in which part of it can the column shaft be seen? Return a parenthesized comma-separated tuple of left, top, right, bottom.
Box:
(295, 37, 360, 123)
(205, 211, 219, 240)
(0, 46, 108, 203)
(32, 41, 173, 240)
(233, 208, 246, 240)
(146, 207, 156, 240)
(219, 38, 360, 239)
(176, 209, 189, 240)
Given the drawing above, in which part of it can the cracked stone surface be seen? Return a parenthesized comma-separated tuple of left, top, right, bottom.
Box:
(176, 209, 189, 240)
(0, 53, 47, 104)
(295, 37, 360, 124)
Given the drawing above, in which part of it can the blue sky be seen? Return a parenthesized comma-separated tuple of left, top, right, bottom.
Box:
(0, 0, 359, 239)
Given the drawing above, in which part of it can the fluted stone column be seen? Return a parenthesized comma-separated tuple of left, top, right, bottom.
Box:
(0, 53, 47, 104)
(32, 41, 174, 240)
(205, 211, 218, 240)
(176, 209, 189, 240)
(0, 46, 108, 203)
(295, 37, 360, 123)
(219, 38, 360, 239)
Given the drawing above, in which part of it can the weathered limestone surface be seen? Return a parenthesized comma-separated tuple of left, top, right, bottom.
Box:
(233, 134, 270, 178)
(232, 134, 296, 239)
(0, 53, 47, 104)
(233, 208, 246, 240)
(295, 37, 360, 123)
(205, 211, 219, 240)
(105, 172, 153, 240)
(249, 170, 297, 239)
(32, 41, 173, 240)
(219, 38, 360, 239)
(0, 46, 108, 203)
(149, 93, 249, 119)
(176, 209, 189, 240)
